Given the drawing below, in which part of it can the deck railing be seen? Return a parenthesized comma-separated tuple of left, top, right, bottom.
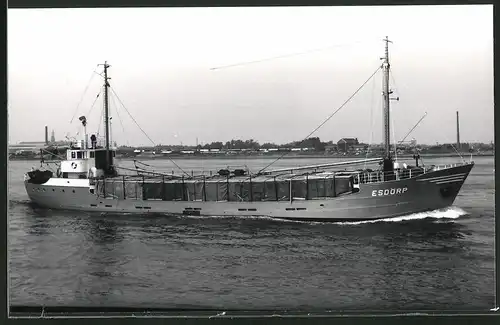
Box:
(113, 162, 469, 184)
(357, 162, 467, 185)
(68, 138, 117, 150)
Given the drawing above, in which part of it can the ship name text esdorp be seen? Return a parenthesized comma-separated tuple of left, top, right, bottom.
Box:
(371, 187, 408, 197)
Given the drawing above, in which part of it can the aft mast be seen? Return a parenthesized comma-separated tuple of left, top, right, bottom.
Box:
(381, 36, 397, 176)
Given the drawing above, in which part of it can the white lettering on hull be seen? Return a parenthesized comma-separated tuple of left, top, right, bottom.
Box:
(372, 187, 408, 197)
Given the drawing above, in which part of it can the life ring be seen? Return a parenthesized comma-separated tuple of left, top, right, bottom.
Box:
(71, 162, 78, 169)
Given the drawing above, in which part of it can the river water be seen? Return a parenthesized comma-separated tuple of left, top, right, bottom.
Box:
(8, 156, 495, 311)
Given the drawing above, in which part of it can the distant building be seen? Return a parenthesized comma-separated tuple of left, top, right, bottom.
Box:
(8, 141, 47, 154)
(352, 144, 367, 152)
(337, 138, 359, 152)
(325, 144, 338, 153)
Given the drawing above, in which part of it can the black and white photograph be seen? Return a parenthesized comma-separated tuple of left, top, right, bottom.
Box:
(7, 4, 495, 314)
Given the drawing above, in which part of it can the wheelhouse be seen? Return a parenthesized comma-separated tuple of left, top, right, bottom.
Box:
(59, 147, 116, 179)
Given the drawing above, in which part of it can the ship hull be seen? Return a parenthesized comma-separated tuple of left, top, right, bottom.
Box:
(24, 163, 474, 222)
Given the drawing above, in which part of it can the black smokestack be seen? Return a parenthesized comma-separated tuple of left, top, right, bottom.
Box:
(45, 125, 48, 145)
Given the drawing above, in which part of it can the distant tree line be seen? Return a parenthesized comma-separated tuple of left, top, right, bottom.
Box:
(115, 138, 493, 154)
(192, 137, 335, 151)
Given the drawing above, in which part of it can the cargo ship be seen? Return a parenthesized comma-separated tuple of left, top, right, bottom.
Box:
(24, 37, 474, 221)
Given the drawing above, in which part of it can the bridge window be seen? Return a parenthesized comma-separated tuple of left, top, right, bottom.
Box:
(71, 152, 76, 159)
(90, 151, 95, 158)
(77, 151, 83, 159)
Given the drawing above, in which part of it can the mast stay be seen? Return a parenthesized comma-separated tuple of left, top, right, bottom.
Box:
(81, 39, 401, 179)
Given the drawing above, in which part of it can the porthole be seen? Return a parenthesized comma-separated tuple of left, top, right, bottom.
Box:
(62, 189, 65, 192)
(72, 190, 76, 193)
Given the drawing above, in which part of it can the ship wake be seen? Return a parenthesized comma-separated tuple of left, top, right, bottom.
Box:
(8, 199, 34, 208)
(335, 206, 469, 226)
(175, 206, 469, 226)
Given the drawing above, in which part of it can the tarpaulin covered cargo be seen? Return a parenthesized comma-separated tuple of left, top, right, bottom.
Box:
(96, 179, 143, 200)
(163, 180, 185, 201)
(184, 180, 205, 201)
(334, 176, 351, 196)
(95, 172, 353, 202)
(142, 182, 163, 200)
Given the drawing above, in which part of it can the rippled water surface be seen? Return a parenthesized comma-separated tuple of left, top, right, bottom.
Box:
(8, 156, 495, 310)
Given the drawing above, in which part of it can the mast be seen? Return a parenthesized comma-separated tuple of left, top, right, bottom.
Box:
(99, 61, 112, 170)
(382, 36, 392, 159)
(456, 111, 460, 151)
(380, 37, 400, 175)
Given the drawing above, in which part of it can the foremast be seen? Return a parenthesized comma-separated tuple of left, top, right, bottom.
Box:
(98, 61, 114, 176)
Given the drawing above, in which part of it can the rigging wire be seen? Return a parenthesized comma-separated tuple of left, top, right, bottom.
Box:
(450, 143, 466, 162)
(109, 87, 156, 146)
(85, 91, 102, 119)
(210, 39, 378, 71)
(390, 67, 439, 165)
(388, 66, 411, 162)
(389, 67, 400, 97)
(96, 97, 105, 139)
(110, 92, 129, 146)
(108, 86, 192, 178)
(387, 67, 398, 162)
(69, 65, 99, 124)
(398, 112, 427, 145)
(364, 69, 379, 170)
(40, 147, 66, 161)
(257, 65, 382, 175)
(390, 65, 422, 155)
(391, 102, 398, 163)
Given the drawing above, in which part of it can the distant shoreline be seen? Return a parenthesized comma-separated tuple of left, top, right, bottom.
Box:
(114, 153, 490, 161)
(9, 152, 492, 162)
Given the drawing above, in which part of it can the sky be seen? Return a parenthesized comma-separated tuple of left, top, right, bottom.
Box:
(7, 5, 494, 147)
